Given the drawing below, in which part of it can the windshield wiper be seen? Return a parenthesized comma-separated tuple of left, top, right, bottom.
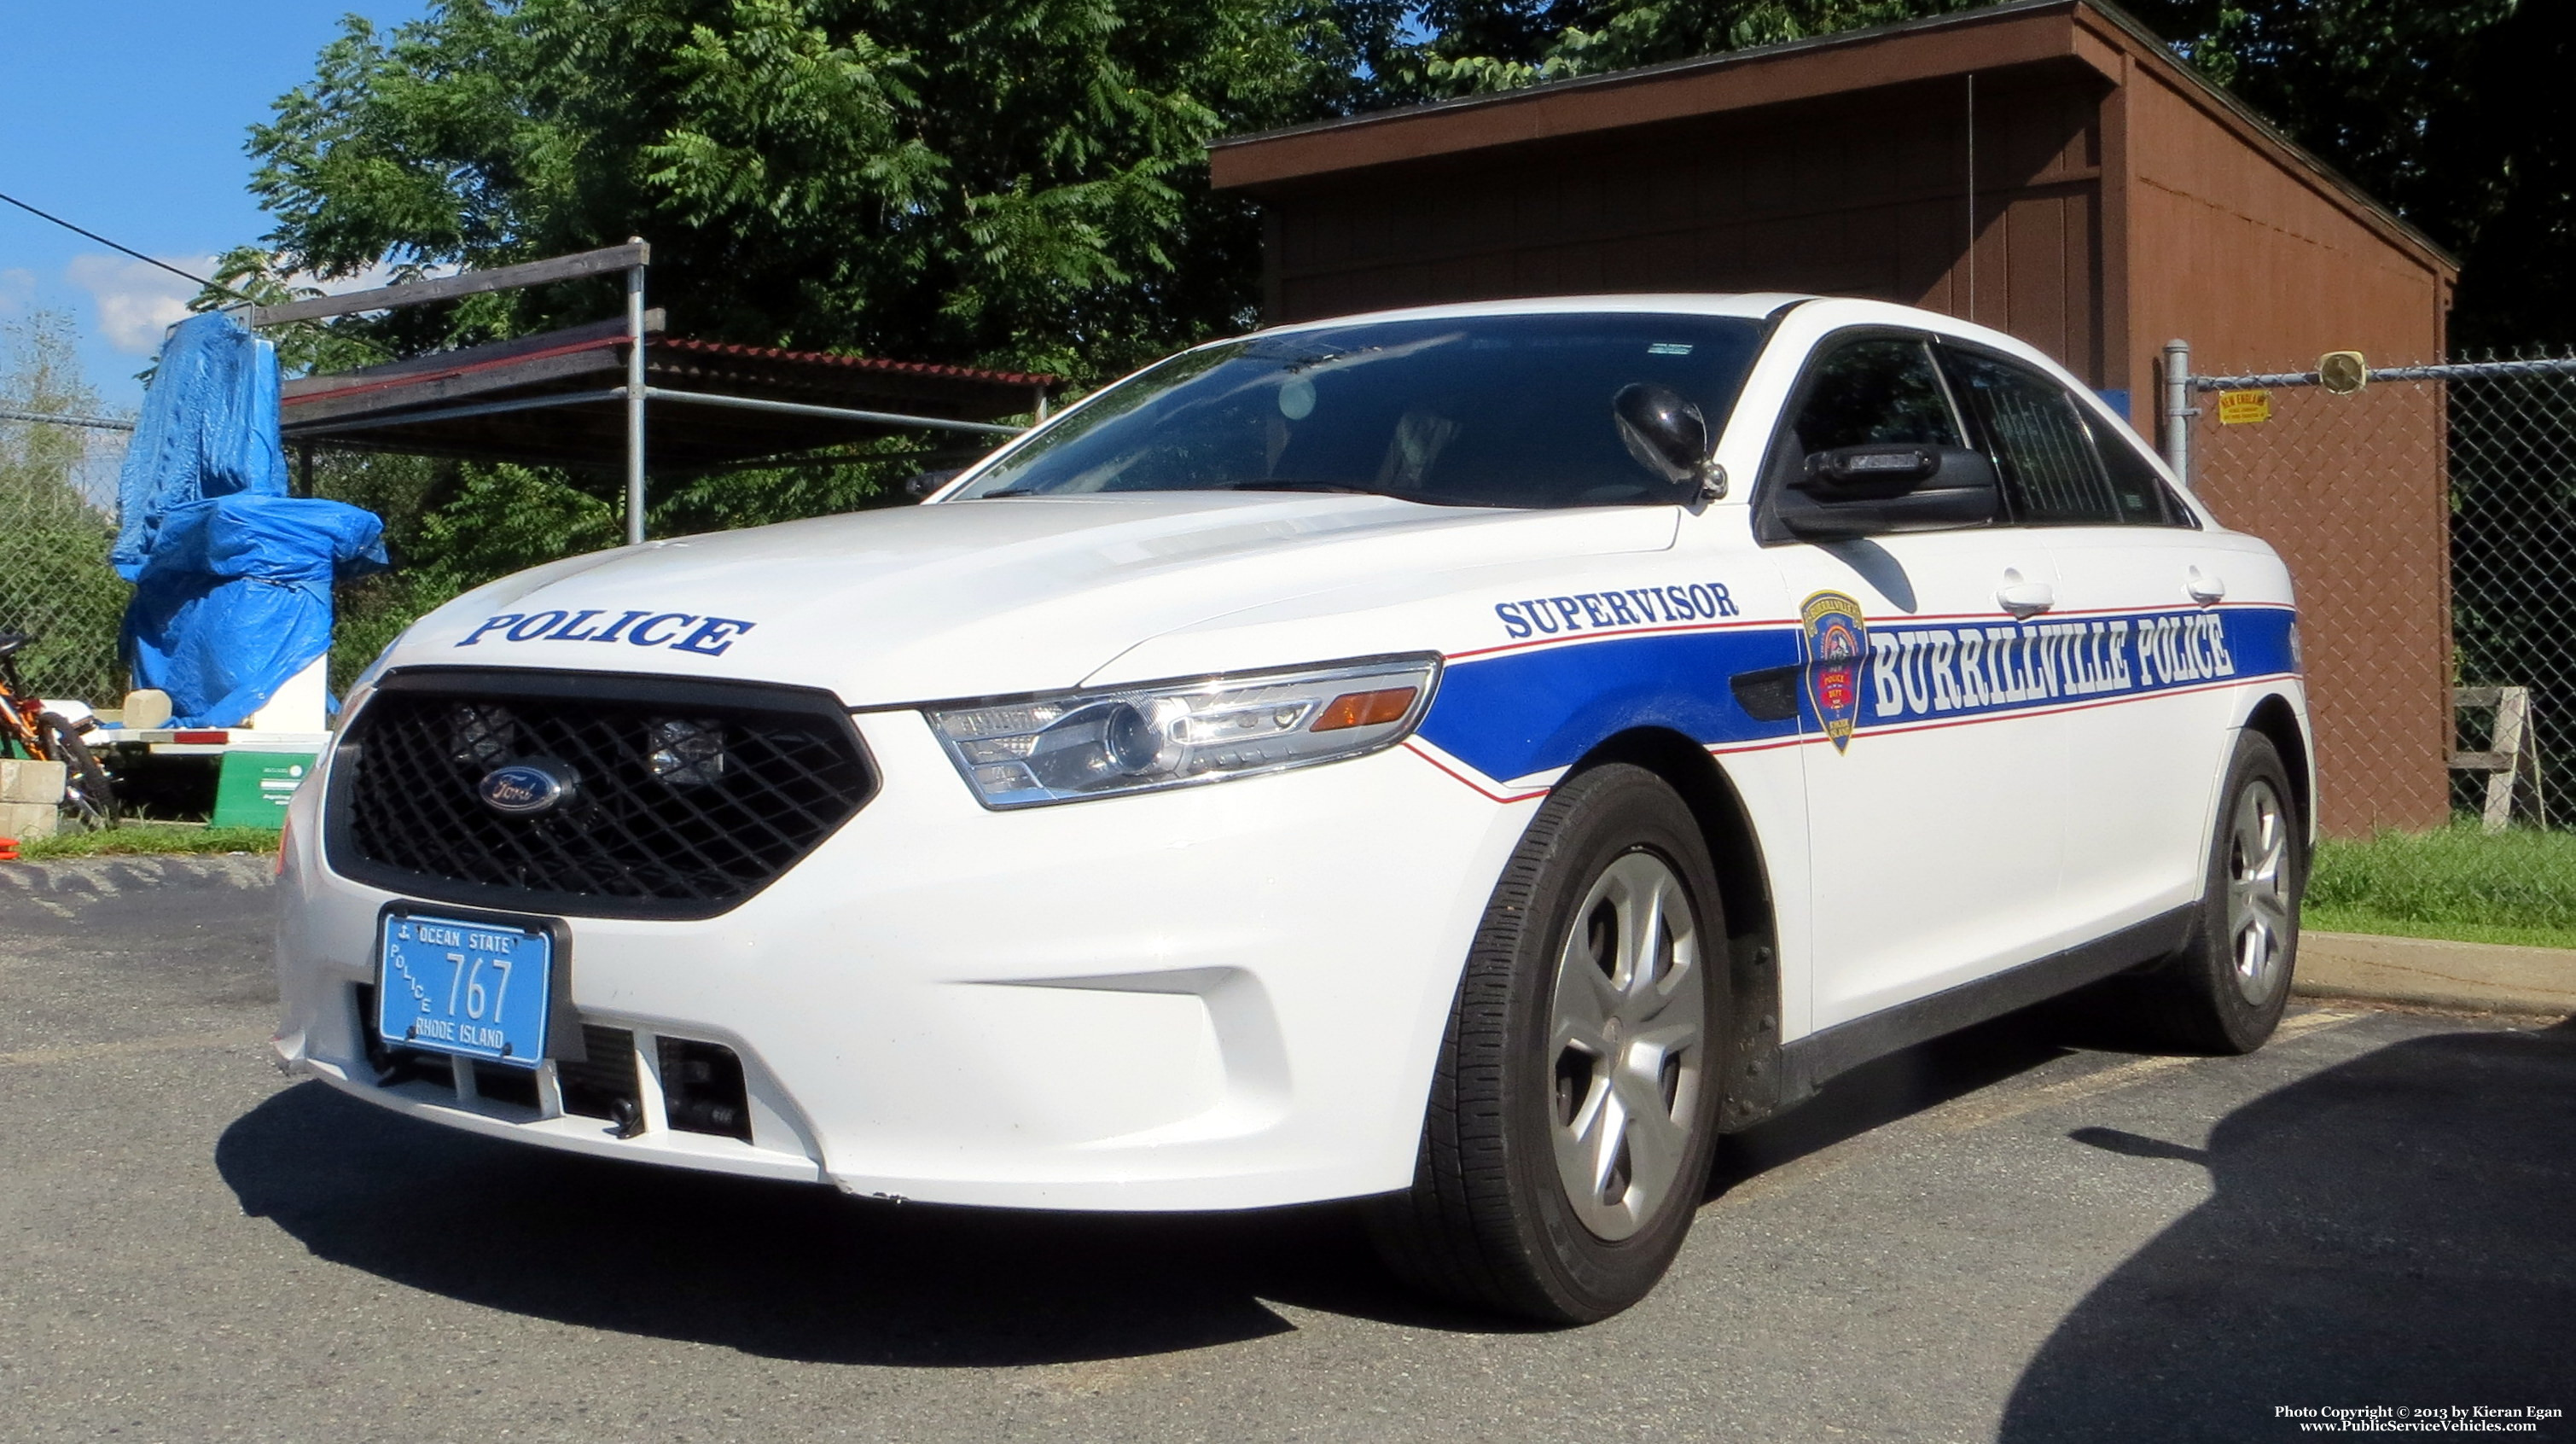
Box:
(1220, 480, 1391, 496)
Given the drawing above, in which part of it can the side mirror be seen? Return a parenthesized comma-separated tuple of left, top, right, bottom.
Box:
(1614, 383, 1727, 504)
(1779, 444, 2000, 539)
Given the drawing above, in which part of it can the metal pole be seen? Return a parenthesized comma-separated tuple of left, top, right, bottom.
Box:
(2161, 337, 2193, 486)
(625, 238, 649, 546)
(1033, 384, 1050, 422)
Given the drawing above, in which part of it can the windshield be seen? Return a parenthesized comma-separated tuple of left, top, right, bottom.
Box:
(951, 313, 1767, 509)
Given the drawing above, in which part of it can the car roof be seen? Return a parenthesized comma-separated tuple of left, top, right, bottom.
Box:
(1246, 293, 2053, 359)
(1248, 293, 1817, 335)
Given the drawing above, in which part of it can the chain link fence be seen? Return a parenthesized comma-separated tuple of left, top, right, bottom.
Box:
(2189, 351, 2576, 940)
(0, 407, 130, 707)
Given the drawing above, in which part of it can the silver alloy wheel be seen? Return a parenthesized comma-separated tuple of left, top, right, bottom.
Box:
(2227, 778, 2293, 1004)
(1545, 850, 1707, 1242)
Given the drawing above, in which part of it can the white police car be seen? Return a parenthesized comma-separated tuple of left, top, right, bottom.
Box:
(273, 294, 2308, 1323)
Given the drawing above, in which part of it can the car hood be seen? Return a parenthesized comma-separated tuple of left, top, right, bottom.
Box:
(392, 492, 1679, 702)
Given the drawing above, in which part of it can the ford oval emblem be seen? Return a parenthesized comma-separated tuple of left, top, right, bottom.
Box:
(478, 760, 573, 816)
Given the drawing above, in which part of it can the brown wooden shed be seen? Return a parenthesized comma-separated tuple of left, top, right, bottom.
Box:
(1209, 0, 2460, 832)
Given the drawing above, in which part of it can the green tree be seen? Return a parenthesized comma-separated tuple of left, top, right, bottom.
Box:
(240, 0, 1369, 383)
(0, 312, 130, 703)
(1413, 0, 2567, 348)
(2119, 0, 2568, 349)
(1398, 0, 1981, 92)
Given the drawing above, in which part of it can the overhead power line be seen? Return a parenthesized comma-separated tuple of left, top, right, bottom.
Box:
(0, 188, 229, 293)
(0, 405, 136, 433)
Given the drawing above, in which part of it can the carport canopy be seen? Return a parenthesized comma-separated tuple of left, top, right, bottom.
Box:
(277, 313, 1056, 474)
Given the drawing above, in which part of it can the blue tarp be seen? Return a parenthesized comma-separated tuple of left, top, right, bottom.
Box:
(114, 312, 387, 727)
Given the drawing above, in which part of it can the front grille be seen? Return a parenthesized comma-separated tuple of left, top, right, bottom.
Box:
(327, 668, 875, 917)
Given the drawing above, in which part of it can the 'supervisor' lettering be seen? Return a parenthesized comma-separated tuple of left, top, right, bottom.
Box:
(456, 609, 757, 656)
(1496, 583, 1739, 638)
(1866, 611, 2235, 721)
(1416, 604, 2296, 787)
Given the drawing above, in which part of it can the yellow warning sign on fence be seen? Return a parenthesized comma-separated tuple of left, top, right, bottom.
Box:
(2216, 388, 2272, 425)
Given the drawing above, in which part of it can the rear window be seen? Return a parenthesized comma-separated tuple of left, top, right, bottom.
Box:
(952, 314, 1767, 509)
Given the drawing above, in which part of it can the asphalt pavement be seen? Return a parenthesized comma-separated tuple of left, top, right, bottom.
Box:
(3, 854, 2570, 1443)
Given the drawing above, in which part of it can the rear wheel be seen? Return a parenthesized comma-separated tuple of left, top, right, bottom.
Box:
(2124, 731, 2300, 1053)
(38, 712, 117, 830)
(1367, 763, 1724, 1324)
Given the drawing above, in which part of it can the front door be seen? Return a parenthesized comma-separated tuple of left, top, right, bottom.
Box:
(1761, 332, 2079, 1029)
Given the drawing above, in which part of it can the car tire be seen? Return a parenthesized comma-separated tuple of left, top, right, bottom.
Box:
(1367, 762, 1726, 1324)
(2121, 731, 2301, 1055)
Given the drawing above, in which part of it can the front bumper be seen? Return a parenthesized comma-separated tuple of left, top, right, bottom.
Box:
(275, 706, 1535, 1210)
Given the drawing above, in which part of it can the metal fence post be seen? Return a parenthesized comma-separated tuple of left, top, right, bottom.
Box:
(625, 239, 649, 547)
(2161, 337, 2193, 486)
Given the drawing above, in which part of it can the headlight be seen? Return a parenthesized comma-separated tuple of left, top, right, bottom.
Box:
(925, 655, 1441, 809)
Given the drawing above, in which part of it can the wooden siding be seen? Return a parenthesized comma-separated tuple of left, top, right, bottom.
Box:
(1265, 75, 2110, 384)
(2123, 65, 2455, 832)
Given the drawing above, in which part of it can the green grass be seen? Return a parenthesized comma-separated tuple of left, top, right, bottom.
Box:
(14, 814, 2576, 953)
(15, 823, 280, 861)
(2307, 823, 2576, 952)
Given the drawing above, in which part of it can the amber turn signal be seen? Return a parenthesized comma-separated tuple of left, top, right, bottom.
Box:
(1311, 686, 1418, 732)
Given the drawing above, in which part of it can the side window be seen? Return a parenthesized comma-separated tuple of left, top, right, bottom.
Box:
(2093, 420, 2189, 526)
(1787, 337, 1965, 455)
(1941, 349, 2184, 526)
(1945, 350, 2120, 524)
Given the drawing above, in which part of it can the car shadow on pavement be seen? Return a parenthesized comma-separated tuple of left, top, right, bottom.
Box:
(1999, 1018, 2576, 1442)
(216, 1082, 1464, 1366)
(1711, 1004, 2082, 1195)
(217, 1009, 2103, 1362)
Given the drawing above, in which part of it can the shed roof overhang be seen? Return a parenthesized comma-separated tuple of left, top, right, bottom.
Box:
(1211, 0, 2454, 278)
(277, 316, 1056, 472)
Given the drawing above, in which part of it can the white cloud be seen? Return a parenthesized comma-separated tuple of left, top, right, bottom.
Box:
(65, 253, 215, 355)
(61, 251, 468, 358)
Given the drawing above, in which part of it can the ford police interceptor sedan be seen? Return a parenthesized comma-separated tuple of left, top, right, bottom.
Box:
(273, 294, 2308, 1323)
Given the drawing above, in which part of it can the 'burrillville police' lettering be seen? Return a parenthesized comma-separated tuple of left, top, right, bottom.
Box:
(1496, 583, 1739, 639)
(1869, 612, 2234, 720)
(456, 608, 757, 656)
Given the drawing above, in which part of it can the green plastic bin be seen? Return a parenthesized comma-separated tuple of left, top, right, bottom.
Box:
(210, 752, 317, 830)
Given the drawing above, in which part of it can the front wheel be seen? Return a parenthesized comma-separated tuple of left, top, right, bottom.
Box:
(38, 712, 117, 830)
(1367, 763, 1724, 1324)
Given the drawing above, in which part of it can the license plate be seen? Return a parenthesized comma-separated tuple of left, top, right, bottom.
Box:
(376, 911, 553, 1069)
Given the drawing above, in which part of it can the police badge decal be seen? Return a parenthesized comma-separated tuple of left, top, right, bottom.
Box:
(1800, 591, 1868, 752)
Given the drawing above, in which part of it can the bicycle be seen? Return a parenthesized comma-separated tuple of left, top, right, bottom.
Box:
(0, 632, 119, 831)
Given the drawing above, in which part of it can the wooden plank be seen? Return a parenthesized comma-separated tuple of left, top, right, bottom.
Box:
(280, 312, 661, 399)
(248, 242, 648, 326)
(2455, 686, 2505, 707)
(2451, 752, 2511, 772)
(280, 347, 625, 427)
(2485, 688, 2532, 832)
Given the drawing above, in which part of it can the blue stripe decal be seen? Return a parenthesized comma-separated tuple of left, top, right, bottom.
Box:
(1422, 627, 1804, 783)
(1420, 606, 2297, 785)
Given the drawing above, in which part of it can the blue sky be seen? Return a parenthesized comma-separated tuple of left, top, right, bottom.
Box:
(0, 0, 427, 412)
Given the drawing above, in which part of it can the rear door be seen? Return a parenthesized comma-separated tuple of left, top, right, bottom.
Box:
(1759, 331, 2077, 1028)
(1937, 344, 2241, 933)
